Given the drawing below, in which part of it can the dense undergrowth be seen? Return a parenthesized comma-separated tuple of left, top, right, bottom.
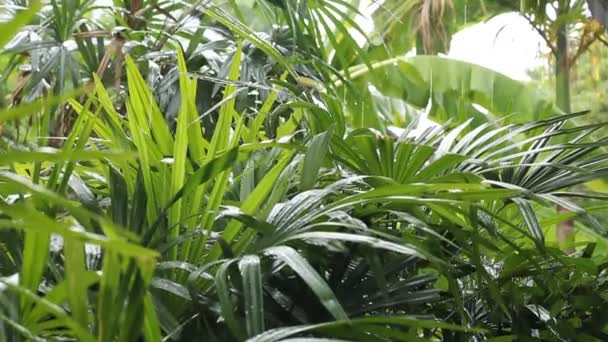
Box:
(1, 0, 608, 341)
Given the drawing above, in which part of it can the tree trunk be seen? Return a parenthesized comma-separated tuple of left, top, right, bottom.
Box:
(587, 0, 608, 30)
(555, 6, 575, 253)
(416, 32, 425, 55)
(555, 24, 571, 113)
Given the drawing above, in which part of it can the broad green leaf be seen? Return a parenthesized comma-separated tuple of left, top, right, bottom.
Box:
(336, 56, 557, 125)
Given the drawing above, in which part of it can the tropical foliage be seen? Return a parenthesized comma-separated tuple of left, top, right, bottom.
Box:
(1, 0, 608, 341)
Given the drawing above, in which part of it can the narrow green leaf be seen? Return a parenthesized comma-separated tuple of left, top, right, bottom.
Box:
(97, 252, 120, 342)
(224, 151, 296, 255)
(142, 293, 162, 342)
(164, 147, 239, 212)
(64, 236, 89, 328)
(0, 212, 155, 263)
(512, 198, 545, 249)
(411, 154, 468, 182)
(203, 6, 296, 77)
(20, 228, 49, 313)
(0, 280, 95, 342)
(217, 207, 274, 234)
(0, 89, 82, 124)
(239, 255, 265, 337)
(265, 246, 348, 321)
(247, 315, 482, 342)
(125, 55, 174, 155)
(168, 49, 193, 258)
(0, 1, 41, 47)
(301, 132, 331, 190)
(109, 166, 129, 227)
(0, 171, 150, 247)
(26, 272, 99, 324)
(289, 232, 426, 260)
(186, 44, 244, 261)
(215, 260, 245, 340)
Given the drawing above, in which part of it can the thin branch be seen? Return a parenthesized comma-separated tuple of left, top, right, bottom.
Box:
(522, 14, 558, 56)
(569, 34, 599, 65)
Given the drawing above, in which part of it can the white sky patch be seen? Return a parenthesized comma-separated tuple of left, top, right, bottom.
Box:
(449, 12, 548, 81)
